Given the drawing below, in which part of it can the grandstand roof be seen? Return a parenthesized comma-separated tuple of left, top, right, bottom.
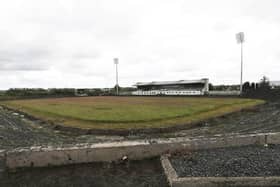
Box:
(134, 79, 208, 86)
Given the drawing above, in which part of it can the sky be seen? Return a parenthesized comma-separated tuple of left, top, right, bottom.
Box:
(0, 0, 280, 89)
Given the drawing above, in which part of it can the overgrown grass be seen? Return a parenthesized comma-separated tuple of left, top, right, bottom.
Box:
(1, 96, 265, 130)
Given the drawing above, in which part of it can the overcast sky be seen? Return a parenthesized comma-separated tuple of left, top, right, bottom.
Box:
(0, 0, 279, 89)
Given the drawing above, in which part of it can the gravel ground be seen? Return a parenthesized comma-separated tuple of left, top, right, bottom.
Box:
(130, 100, 280, 139)
(171, 145, 280, 177)
(183, 101, 280, 136)
(0, 158, 168, 187)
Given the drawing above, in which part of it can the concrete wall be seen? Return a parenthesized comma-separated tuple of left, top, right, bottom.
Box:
(4, 132, 280, 170)
(6, 139, 201, 169)
(208, 91, 240, 96)
(161, 155, 178, 187)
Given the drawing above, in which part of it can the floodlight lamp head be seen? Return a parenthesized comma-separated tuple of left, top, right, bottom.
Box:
(114, 58, 119, 64)
(236, 32, 245, 44)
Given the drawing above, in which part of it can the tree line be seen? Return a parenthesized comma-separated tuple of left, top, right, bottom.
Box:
(1, 86, 137, 98)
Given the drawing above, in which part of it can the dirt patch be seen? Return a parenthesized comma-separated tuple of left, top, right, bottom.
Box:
(170, 145, 280, 177)
(0, 158, 168, 187)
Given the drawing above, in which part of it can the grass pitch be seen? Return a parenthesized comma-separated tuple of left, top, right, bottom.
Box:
(1, 97, 264, 130)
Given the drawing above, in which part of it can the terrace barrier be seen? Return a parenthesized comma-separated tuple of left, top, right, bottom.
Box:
(1, 132, 280, 171)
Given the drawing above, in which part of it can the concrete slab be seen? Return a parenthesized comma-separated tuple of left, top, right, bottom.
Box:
(5, 132, 280, 169)
(6, 140, 188, 169)
(160, 155, 177, 186)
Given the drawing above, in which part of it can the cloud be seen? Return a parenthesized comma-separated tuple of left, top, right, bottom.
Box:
(0, 0, 280, 89)
(0, 47, 51, 71)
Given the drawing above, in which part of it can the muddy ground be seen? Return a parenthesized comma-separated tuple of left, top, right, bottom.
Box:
(0, 158, 168, 187)
(170, 144, 280, 177)
(1, 100, 280, 149)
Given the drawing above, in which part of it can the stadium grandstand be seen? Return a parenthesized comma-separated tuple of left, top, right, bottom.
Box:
(132, 78, 209, 96)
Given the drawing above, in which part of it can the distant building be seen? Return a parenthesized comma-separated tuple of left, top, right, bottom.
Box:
(270, 81, 280, 89)
(75, 89, 89, 96)
(132, 79, 209, 96)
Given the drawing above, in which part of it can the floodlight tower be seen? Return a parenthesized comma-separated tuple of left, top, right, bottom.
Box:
(114, 58, 119, 95)
(236, 32, 245, 94)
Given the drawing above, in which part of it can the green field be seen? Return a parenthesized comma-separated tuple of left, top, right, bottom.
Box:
(1, 97, 264, 130)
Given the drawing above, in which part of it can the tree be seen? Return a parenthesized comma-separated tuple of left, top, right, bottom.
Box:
(251, 82, 256, 90)
(259, 76, 270, 90)
(114, 84, 121, 94)
(208, 83, 214, 91)
(242, 81, 251, 91)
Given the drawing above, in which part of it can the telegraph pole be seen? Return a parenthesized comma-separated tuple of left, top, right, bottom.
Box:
(236, 32, 245, 94)
(114, 58, 119, 95)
